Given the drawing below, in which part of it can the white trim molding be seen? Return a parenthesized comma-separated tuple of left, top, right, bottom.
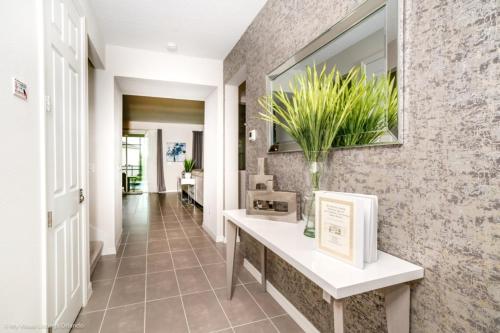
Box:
(243, 259, 320, 333)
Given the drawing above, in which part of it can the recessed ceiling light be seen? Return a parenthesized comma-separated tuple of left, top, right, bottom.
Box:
(166, 42, 177, 52)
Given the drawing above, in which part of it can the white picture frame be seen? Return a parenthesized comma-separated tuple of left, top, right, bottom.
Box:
(315, 191, 365, 269)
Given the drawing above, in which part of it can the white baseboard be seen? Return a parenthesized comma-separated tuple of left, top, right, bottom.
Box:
(115, 231, 123, 249)
(102, 245, 117, 256)
(243, 259, 319, 333)
(85, 281, 93, 307)
(203, 224, 217, 241)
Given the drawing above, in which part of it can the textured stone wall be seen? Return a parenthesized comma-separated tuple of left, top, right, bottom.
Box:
(223, 0, 499, 332)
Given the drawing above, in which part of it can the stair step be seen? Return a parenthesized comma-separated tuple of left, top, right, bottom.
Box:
(89, 241, 103, 275)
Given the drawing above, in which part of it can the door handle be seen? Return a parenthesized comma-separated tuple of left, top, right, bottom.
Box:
(79, 188, 85, 204)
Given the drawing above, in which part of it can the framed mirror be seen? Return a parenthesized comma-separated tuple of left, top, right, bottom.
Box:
(266, 0, 402, 153)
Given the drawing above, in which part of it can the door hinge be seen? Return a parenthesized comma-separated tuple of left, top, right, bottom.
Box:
(79, 188, 85, 204)
(45, 95, 51, 112)
(47, 211, 53, 228)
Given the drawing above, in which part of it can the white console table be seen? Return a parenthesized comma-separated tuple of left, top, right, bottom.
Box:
(223, 209, 424, 333)
(177, 177, 196, 205)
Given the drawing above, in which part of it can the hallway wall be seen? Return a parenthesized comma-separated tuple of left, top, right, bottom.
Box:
(203, 90, 220, 240)
(88, 63, 97, 242)
(0, 0, 105, 329)
(223, 0, 498, 332)
(114, 82, 123, 249)
(0, 1, 44, 330)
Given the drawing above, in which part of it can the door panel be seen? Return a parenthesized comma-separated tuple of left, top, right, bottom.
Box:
(54, 222, 67, 321)
(68, 66, 79, 189)
(51, 48, 65, 194)
(51, 0, 64, 39)
(46, 0, 84, 331)
(70, 214, 80, 296)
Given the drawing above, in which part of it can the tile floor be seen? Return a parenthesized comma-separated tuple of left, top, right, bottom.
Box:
(72, 193, 304, 333)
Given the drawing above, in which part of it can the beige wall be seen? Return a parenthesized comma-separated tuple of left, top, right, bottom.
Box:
(0, 1, 45, 330)
(224, 0, 499, 332)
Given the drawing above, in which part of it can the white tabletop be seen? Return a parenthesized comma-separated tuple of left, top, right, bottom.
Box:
(179, 178, 195, 185)
(224, 209, 424, 299)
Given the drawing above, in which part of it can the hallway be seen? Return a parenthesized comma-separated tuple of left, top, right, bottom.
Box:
(73, 193, 303, 333)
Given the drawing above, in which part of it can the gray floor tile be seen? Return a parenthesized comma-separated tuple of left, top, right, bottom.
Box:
(166, 229, 186, 239)
(109, 274, 145, 307)
(148, 240, 170, 254)
(202, 263, 228, 289)
(117, 255, 146, 277)
(126, 233, 147, 243)
(182, 291, 231, 333)
(147, 270, 179, 300)
(245, 283, 286, 317)
(234, 320, 278, 333)
(176, 267, 211, 294)
(183, 227, 205, 238)
(71, 311, 104, 333)
(100, 303, 144, 333)
(171, 250, 200, 269)
(77, 193, 306, 333)
(82, 279, 113, 313)
(194, 247, 224, 265)
(146, 297, 189, 333)
(164, 223, 181, 230)
(92, 259, 119, 281)
(148, 232, 167, 241)
(237, 266, 257, 284)
(123, 242, 147, 257)
(168, 238, 192, 251)
(163, 216, 179, 223)
(271, 315, 304, 333)
(215, 285, 266, 326)
(147, 253, 173, 273)
(188, 236, 213, 249)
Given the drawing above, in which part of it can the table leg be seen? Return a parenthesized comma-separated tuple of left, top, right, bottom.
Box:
(260, 245, 266, 292)
(226, 220, 238, 300)
(177, 178, 180, 201)
(333, 299, 344, 333)
(384, 284, 410, 333)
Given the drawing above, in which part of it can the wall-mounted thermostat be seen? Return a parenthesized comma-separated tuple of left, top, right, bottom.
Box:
(13, 78, 28, 100)
(248, 129, 257, 142)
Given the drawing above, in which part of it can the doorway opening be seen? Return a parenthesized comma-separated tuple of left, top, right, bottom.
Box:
(122, 133, 146, 194)
(238, 81, 247, 208)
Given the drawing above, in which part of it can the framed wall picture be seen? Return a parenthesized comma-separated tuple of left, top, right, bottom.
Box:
(166, 142, 186, 162)
(315, 192, 365, 269)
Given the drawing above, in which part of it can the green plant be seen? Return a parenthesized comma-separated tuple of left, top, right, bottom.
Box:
(184, 159, 196, 173)
(333, 70, 398, 147)
(258, 65, 398, 237)
(258, 65, 355, 169)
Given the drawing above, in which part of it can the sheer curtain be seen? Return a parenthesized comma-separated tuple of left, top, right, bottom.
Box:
(192, 131, 203, 169)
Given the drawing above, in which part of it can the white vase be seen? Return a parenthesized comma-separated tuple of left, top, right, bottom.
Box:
(185, 172, 192, 179)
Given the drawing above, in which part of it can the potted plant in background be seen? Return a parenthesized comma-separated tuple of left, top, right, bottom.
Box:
(259, 65, 397, 237)
(183, 159, 195, 179)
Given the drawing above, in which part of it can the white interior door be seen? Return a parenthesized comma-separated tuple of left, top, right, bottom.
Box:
(45, 0, 84, 331)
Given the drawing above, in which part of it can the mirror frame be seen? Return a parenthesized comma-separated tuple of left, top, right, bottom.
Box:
(265, 0, 404, 153)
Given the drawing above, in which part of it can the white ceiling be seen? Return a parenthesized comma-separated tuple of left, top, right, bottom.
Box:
(116, 77, 215, 101)
(89, 0, 267, 59)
